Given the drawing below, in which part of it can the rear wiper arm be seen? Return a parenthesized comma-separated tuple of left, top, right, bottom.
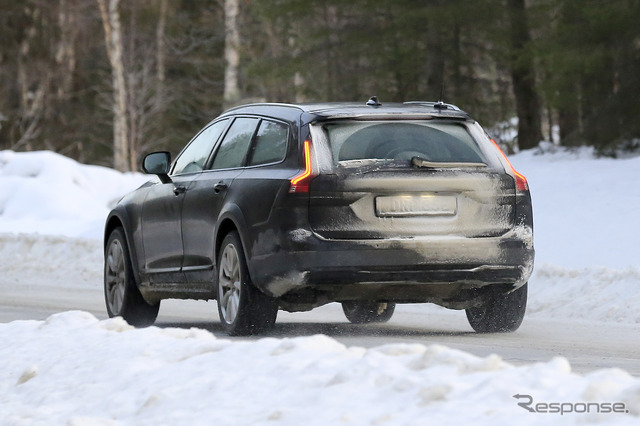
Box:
(411, 156, 487, 169)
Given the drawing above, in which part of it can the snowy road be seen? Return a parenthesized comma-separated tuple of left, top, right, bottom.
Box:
(3, 283, 639, 377)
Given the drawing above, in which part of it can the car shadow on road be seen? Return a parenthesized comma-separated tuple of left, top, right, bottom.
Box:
(153, 320, 475, 339)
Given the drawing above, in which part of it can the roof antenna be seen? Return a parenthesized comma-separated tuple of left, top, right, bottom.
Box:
(434, 83, 447, 109)
(366, 96, 382, 107)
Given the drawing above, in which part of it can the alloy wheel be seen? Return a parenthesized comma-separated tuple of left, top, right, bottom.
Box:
(218, 243, 242, 324)
(105, 238, 126, 315)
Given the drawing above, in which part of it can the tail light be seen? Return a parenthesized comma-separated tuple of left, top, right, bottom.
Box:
(490, 139, 529, 191)
(289, 139, 314, 193)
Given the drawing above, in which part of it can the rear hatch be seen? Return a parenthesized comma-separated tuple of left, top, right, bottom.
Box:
(307, 120, 515, 239)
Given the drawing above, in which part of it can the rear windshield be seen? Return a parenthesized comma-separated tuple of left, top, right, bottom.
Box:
(322, 121, 486, 166)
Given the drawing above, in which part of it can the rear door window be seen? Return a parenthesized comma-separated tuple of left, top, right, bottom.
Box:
(323, 121, 486, 166)
(210, 117, 260, 170)
(247, 120, 288, 166)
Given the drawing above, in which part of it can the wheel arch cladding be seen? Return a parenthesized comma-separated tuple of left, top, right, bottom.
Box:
(104, 215, 123, 250)
(216, 218, 239, 263)
(104, 213, 142, 285)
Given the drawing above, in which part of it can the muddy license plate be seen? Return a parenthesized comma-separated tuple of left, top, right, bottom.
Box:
(375, 194, 457, 217)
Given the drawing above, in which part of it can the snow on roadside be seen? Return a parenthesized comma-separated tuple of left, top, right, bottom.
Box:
(509, 145, 640, 270)
(528, 264, 640, 323)
(1, 311, 638, 425)
(511, 145, 640, 324)
(0, 233, 102, 290)
(0, 150, 149, 239)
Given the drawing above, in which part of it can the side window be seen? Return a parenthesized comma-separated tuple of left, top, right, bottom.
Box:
(172, 119, 229, 175)
(210, 117, 259, 170)
(248, 120, 289, 166)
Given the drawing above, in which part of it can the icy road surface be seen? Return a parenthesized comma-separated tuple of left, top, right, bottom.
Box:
(2, 280, 640, 377)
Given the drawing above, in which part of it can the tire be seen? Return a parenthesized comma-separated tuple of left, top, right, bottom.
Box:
(342, 301, 396, 324)
(465, 282, 527, 333)
(216, 231, 278, 336)
(104, 227, 160, 327)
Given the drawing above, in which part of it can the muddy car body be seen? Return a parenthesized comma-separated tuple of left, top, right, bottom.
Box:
(104, 100, 534, 335)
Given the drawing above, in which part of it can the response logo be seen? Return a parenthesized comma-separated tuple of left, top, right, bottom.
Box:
(513, 394, 629, 415)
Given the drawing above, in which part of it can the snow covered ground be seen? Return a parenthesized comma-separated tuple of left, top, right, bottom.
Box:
(0, 150, 148, 239)
(1, 148, 639, 424)
(509, 145, 640, 324)
(2, 312, 639, 425)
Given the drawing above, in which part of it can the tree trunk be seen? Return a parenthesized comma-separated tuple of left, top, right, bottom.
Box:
(289, 35, 305, 102)
(97, 0, 129, 172)
(156, 0, 167, 85)
(14, 4, 46, 151)
(55, 0, 77, 100)
(558, 105, 580, 144)
(508, 0, 543, 151)
(223, 0, 240, 109)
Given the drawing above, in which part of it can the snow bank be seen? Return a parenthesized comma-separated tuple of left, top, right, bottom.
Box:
(0, 150, 149, 239)
(509, 145, 640, 269)
(529, 264, 640, 324)
(1, 311, 638, 425)
(0, 233, 102, 289)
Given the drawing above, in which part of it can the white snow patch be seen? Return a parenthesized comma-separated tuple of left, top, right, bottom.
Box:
(0, 233, 102, 290)
(528, 264, 640, 323)
(0, 311, 638, 425)
(509, 145, 640, 269)
(0, 150, 149, 239)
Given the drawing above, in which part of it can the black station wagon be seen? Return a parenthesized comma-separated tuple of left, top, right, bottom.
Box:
(104, 99, 534, 335)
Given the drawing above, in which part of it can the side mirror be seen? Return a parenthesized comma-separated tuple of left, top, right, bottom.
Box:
(142, 151, 172, 183)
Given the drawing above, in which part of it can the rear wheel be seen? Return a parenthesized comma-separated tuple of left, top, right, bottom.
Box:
(216, 231, 278, 336)
(465, 283, 527, 333)
(104, 228, 159, 327)
(342, 301, 396, 324)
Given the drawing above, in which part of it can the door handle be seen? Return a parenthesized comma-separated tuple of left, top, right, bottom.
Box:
(213, 182, 228, 193)
(173, 186, 186, 196)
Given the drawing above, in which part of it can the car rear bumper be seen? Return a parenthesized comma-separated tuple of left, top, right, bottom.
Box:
(250, 226, 534, 300)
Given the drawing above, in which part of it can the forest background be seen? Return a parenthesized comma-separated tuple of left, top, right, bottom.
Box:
(1, 0, 638, 171)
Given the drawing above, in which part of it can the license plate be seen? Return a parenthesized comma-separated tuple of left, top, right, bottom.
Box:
(375, 194, 457, 217)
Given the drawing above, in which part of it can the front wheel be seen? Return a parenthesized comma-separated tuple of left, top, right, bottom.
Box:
(465, 283, 527, 333)
(342, 301, 396, 324)
(216, 231, 278, 336)
(104, 227, 159, 327)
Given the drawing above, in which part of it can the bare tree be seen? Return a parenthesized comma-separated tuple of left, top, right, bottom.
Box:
(156, 0, 168, 88)
(126, 55, 169, 171)
(55, 0, 78, 100)
(97, 0, 129, 171)
(223, 0, 240, 109)
(13, 3, 47, 151)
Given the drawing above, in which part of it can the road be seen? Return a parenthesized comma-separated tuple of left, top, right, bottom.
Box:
(2, 283, 639, 376)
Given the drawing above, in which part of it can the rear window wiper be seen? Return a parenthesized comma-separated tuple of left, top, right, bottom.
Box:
(411, 156, 487, 169)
